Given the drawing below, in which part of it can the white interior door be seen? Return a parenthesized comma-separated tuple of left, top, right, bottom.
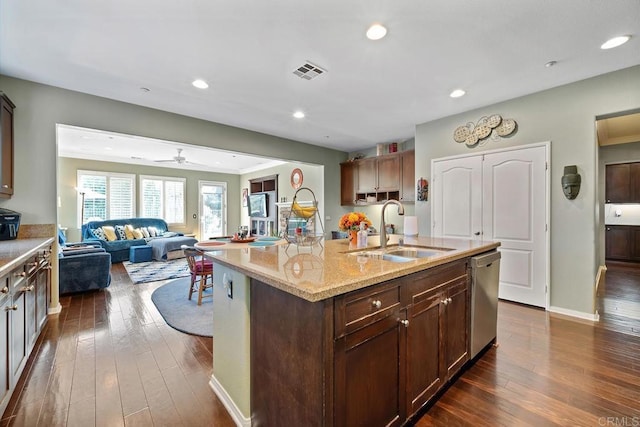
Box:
(482, 146, 547, 307)
(432, 144, 548, 308)
(433, 156, 482, 239)
(199, 181, 227, 240)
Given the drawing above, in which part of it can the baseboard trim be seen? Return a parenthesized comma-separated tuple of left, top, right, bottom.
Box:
(48, 303, 62, 315)
(548, 305, 598, 322)
(209, 374, 251, 427)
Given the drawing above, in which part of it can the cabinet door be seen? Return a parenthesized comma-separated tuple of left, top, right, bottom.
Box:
(10, 291, 26, 385)
(443, 278, 469, 379)
(340, 162, 356, 205)
(334, 312, 405, 427)
(377, 156, 400, 192)
(0, 95, 14, 197)
(406, 287, 444, 413)
(631, 163, 640, 203)
(606, 226, 631, 260)
(356, 158, 378, 193)
(0, 295, 10, 410)
(606, 164, 631, 203)
(400, 151, 415, 202)
(35, 266, 49, 332)
(24, 276, 37, 352)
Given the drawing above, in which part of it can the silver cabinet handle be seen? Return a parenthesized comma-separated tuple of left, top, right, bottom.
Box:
(0, 287, 8, 294)
(448, 297, 452, 304)
(14, 271, 26, 277)
(442, 299, 448, 305)
(21, 285, 34, 292)
(372, 300, 382, 309)
(400, 319, 409, 327)
(2, 185, 8, 189)
(5, 305, 18, 311)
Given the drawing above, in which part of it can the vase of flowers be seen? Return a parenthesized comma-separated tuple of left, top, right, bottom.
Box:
(338, 212, 371, 242)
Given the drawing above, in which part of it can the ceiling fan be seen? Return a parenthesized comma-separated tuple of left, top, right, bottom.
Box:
(154, 148, 205, 166)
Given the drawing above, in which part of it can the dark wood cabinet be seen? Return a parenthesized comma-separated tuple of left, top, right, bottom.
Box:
(341, 150, 415, 206)
(251, 256, 471, 427)
(400, 150, 415, 202)
(606, 163, 640, 203)
(340, 162, 356, 205)
(404, 260, 468, 414)
(605, 225, 640, 261)
(0, 93, 15, 198)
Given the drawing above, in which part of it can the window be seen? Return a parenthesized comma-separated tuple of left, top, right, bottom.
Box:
(77, 170, 135, 226)
(140, 175, 186, 225)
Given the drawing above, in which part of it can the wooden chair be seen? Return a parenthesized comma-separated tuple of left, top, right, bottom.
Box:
(182, 246, 214, 305)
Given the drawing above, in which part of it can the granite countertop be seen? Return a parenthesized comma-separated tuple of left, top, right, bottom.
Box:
(0, 237, 55, 276)
(199, 235, 499, 302)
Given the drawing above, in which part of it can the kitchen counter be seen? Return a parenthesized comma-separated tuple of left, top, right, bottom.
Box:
(0, 237, 55, 275)
(199, 234, 499, 302)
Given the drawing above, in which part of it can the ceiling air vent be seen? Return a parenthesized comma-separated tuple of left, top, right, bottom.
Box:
(293, 61, 327, 80)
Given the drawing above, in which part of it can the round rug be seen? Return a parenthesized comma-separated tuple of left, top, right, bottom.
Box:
(151, 277, 213, 337)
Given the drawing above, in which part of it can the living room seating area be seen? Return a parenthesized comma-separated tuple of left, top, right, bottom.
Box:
(81, 217, 195, 262)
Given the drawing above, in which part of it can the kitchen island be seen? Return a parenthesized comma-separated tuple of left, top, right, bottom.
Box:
(199, 235, 499, 427)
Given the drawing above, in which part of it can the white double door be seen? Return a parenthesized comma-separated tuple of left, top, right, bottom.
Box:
(432, 144, 548, 308)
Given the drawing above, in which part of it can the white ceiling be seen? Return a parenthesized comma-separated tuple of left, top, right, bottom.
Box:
(57, 124, 286, 174)
(2, 0, 639, 156)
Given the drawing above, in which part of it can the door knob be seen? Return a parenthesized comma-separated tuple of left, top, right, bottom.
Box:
(474, 232, 481, 236)
(372, 300, 382, 309)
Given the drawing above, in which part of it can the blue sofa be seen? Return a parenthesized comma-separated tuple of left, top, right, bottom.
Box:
(82, 218, 184, 263)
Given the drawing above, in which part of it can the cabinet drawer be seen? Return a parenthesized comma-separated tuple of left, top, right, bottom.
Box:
(402, 260, 467, 305)
(335, 281, 401, 337)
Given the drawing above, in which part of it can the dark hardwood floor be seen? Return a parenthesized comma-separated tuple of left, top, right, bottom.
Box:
(2, 262, 640, 426)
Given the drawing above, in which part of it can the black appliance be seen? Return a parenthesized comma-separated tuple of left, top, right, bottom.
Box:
(0, 208, 21, 240)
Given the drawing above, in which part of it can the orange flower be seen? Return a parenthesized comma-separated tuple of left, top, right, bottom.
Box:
(338, 212, 371, 231)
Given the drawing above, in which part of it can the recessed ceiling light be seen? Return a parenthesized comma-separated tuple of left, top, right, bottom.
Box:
(192, 79, 209, 89)
(366, 24, 387, 40)
(140, 87, 150, 92)
(449, 89, 466, 98)
(545, 60, 557, 68)
(601, 35, 630, 50)
(293, 111, 305, 119)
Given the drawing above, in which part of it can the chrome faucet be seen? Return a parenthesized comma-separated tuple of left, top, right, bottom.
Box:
(379, 200, 405, 249)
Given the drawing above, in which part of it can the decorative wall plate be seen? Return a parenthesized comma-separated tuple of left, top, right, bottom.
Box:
(495, 118, 516, 136)
(290, 168, 303, 189)
(453, 125, 471, 143)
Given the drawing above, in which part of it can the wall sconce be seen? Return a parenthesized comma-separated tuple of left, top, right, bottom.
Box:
(561, 165, 581, 200)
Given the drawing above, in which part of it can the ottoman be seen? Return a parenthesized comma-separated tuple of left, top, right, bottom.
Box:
(129, 245, 152, 263)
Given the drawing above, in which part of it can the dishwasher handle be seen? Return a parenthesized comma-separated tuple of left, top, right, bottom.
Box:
(471, 250, 501, 268)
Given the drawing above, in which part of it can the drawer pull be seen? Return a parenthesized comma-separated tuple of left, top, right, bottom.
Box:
(1, 185, 8, 189)
(15, 271, 26, 278)
(21, 285, 34, 292)
(371, 300, 382, 309)
(5, 305, 18, 311)
(400, 319, 409, 327)
(442, 299, 449, 306)
(0, 287, 8, 294)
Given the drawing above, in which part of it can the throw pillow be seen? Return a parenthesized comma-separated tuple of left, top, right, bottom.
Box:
(162, 231, 178, 237)
(140, 227, 150, 238)
(132, 228, 144, 239)
(115, 225, 126, 240)
(148, 226, 157, 237)
(124, 224, 135, 240)
(102, 226, 118, 242)
(92, 227, 106, 240)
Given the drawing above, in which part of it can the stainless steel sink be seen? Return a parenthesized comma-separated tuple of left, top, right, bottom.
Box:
(350, 246, 451, 263)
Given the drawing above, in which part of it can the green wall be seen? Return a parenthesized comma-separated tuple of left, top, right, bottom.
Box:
(58, 157, 242, 242)
(414, 65, 640, 317)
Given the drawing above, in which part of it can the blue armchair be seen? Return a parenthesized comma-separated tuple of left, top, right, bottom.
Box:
(58, 229, 112, 294)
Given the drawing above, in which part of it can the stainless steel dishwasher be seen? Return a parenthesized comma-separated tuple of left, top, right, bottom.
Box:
(470, 250, 501, 358)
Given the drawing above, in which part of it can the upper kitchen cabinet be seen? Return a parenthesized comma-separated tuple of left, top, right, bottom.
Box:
(341, 150, 414, 206)
(0, 93, 15, 198)
(605, 162, 640, 203)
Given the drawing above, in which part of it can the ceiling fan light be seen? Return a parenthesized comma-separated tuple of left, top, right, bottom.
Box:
(293, 111, 305, 119)
(601, 35, 630, 50)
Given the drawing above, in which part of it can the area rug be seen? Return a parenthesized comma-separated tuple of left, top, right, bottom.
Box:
(123, 258, 191, 284)
(151, 277, 213, 337)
